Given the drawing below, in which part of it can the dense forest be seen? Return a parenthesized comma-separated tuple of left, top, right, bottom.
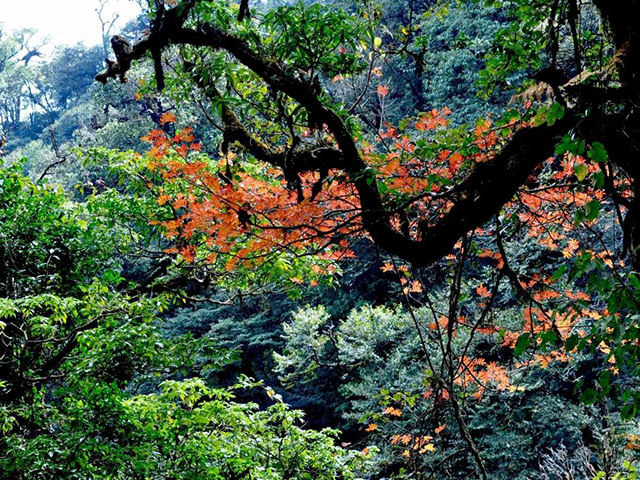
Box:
(1, 0, 640, 478)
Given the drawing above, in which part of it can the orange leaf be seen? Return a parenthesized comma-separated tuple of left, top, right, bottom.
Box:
(157, 194, 171, 206)
(160, 112, 177, 125)
(384, 406, 402, 417)
(476, 284, 491, 298)
(365, 423, 378, 432)
(448, 152, 464, 172)
(377, 85, 390, 97)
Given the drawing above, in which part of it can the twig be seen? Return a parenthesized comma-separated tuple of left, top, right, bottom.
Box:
(37, 130, 68, 183)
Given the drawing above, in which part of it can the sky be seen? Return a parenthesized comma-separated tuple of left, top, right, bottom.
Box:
(1, 0, 143, 54)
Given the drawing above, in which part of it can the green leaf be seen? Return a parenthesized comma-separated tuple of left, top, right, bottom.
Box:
(550, 264, 567, 281)
(546, 103, 565, 126)
(580, 388, 598, 404)
(588, 142, 608, 163)
(621, 403, 635, 419)
(565, 334, 579, 352)
(574, 163, 588, 181)
(599, 369, 612, 389)
(555, 135, 573, 155)
(594, 170, 605, 189)
(556, 135, 586, 155)
(533, 106, 549, 127)
(514, 333, 530, 356)
(539, 330, 558, 348)
(586, 199, 600, 222)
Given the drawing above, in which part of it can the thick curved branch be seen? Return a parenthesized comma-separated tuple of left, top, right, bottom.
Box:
(96, 5, 581, 267)
(95, 1, 195, 84)
(185, 60, 344, 174)
(416, 116, 578, 265)
(592, 0, 640, 87)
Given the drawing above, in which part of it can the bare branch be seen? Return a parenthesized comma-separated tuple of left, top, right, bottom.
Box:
(37, 130, 68, 183)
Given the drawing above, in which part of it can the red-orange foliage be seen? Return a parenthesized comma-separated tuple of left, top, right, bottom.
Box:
(142, 105, 623, 389)
(143, 121, 363, 274)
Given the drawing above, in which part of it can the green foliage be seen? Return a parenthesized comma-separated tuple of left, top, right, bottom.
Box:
(476, 0, 549, 97)
(0, 161, 363, 479)
(2, 373, 365, 479)
(275, 305, 333, 383)
(0, 28, 38, 130)
(594, 461, 639, 480)
(41, 44, 104, 110)
(274, 301, 639, 478)
(261, 3, 367, 77)
(418, 2, 509, 123)
(4, 1, 640, 478)
(0, 160, 118, 297)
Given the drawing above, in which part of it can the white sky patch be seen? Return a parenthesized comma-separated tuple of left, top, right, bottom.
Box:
(1, 0, 143, 55)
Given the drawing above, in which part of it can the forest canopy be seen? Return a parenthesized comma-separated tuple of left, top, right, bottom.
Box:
(2, 0, 640, 478)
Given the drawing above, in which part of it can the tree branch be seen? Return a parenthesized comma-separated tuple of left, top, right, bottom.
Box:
(96, 4, 581, 268)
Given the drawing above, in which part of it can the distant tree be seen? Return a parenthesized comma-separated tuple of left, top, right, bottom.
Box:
(95, 0, 121, 59)
(41, 44, 104, 110)
(0, 28, 35, 128)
